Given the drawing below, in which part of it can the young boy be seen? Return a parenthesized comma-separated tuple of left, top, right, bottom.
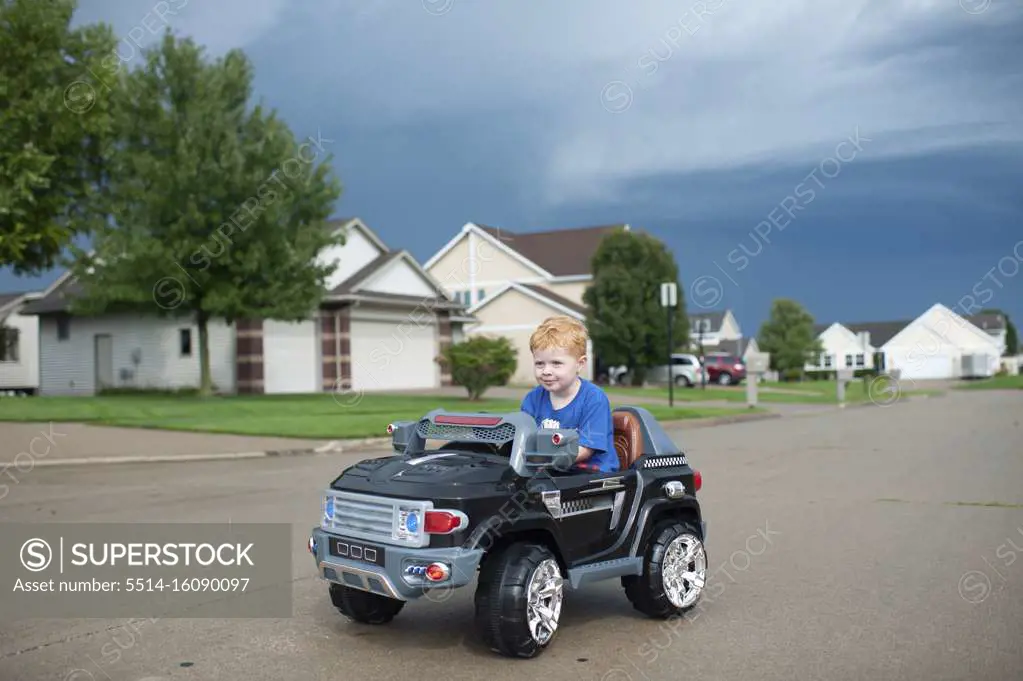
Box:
(520, 315, 620, 473)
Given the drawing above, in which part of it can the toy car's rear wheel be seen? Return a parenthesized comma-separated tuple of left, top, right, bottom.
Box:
(623, 520, 707, 618)
(330, 583, 405, 624)
(474, 542, 564, 658)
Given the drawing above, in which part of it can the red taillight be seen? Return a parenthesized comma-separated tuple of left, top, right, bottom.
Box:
(386, 423, 395, 434)
(693, 469, 702, 492)
(434, 414, 503, 426)
(552, 432, 563, 446)
(424, 510, 464, 533)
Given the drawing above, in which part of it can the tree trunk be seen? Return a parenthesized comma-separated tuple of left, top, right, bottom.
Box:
(197, 308, 212, 397)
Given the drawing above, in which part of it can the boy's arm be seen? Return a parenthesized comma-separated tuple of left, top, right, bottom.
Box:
(575, 389, 611, 463)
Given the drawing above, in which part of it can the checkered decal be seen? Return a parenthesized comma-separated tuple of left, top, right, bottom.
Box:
(561, 498, 594, 514)
(643, 455, 688, 468)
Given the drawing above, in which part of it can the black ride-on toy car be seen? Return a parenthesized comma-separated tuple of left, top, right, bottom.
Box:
(308, 406, 708, 659)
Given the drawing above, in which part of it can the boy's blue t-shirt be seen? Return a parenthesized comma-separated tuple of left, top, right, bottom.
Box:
(521, 378, 620, 473)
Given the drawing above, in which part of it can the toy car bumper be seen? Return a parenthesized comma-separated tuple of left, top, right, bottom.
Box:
(309, 527, 483, 601)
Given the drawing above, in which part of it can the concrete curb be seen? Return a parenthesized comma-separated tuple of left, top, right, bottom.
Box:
(27, 437, 395, 468)
(659, 411, 783, 428)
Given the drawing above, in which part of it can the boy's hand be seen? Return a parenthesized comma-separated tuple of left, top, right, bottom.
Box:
(576, 445, 595, 463)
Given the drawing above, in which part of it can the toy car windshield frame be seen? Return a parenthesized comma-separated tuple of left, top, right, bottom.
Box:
(386, 409, 579, 477)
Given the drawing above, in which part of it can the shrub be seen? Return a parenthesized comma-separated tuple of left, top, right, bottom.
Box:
(437, 335, 517, 401)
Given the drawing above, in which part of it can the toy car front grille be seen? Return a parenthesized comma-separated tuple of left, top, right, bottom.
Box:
(324, 492, 394, 542)
(323, 491, 433, 548)
(417, 420, 516, 442)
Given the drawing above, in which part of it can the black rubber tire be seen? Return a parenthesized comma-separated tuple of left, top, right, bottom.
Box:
(474, 542, 564, 658)
(330, 583, 405, 624)
(623, 520, 706, 619)
(675, 375, 692, 387)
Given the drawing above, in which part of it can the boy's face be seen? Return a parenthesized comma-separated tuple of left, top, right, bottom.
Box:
(533, 346, 586, 393)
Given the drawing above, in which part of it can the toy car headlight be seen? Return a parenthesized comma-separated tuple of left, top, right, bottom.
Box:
(322, 494, 335, 527)
(395, 506, 422, 541)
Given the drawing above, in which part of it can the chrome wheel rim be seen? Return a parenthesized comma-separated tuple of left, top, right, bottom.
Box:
(526, 558, 563, 644)
(662, 533, 707, 609)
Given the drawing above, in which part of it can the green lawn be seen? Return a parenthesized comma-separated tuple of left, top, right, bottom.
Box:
(0, 392, 759, 439)
(953, 374, 1023, 390)
(607, 377, 943, 405)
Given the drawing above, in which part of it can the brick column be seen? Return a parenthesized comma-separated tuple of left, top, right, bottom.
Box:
(321, 307, 352, 391)
(437, 309, 453, 387)
(235, 319, 264, 394)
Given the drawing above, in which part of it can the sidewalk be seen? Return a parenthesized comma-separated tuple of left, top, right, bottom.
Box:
(0, 422, 381, 467)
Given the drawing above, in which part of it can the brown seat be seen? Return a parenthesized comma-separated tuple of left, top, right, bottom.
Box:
(612, 410, 643, 470)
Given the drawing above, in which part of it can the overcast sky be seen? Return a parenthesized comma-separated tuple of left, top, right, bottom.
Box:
(4, 0, 1021, 334)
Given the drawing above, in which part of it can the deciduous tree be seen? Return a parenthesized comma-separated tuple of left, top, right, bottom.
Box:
(583, 230, 687, 384)
(0, 0, 119, 273)
(68, 33, 343, 396)
(756, 298, 823, 379)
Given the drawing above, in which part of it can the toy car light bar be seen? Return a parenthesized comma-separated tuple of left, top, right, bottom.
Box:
(433, 414, 504, 426)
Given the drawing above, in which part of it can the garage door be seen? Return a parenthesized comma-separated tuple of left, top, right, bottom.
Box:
(887, 349, 956, 380)
(349, 319, 438, 391)
(263, 320, 319, 393)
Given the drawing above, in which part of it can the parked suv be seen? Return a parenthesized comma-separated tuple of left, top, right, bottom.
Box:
(647, 353, 705, 387)
(702, 353, 746, 385)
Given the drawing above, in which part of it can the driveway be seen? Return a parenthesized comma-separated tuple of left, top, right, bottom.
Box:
(0, 389, 1021, 681)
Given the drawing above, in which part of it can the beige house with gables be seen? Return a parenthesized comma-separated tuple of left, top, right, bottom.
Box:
(424, 222, 630, 385)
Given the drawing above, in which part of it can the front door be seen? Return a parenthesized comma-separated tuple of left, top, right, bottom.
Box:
(94, 334, 113, 390)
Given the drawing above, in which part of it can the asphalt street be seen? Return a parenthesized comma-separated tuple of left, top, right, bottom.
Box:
(1, 389, 1021, 681)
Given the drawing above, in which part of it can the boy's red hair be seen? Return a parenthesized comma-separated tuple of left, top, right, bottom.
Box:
(529, 316, 588, 358)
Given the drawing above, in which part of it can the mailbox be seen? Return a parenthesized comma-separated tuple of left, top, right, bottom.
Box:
(745, 352, 771, 374)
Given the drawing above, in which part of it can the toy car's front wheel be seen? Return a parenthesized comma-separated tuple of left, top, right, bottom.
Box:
(330, 583, 405, 624)
(623, 520, 707, 618)
(474, 542, 564, 658)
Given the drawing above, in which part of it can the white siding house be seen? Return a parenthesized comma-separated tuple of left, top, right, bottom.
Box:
(812, 304, 1006, 381)
(37, 312, 236, 395)
(0, 292, 42, 393)
(806, 323, 879, 373)
(21, 218, 474, 396)
(882, 304, 1001, 380)
(688, 310, 743, 350)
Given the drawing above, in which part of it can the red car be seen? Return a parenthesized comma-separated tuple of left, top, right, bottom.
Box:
(702, 354, 746, 385)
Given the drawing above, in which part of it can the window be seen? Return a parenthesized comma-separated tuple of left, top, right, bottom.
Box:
(855, 354, 865, 367)
(0, 327, 18, 362)
(478, 289, 486, 301)
(672, 356, 693, 366)
(823, 355, 833, 368)
(180, 328, 192, 356)
(57, 315, 70, 341)
(845, 354, 853, 368)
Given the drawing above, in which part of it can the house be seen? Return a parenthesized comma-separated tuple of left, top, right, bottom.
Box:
(808, 304, 1005, 380)
(687, 310, 743, 350)
(423, 222, 629, 385)
(713, 337, 761, 360)
(882, 305, 1003, 379)
(806, 319, 907, 373)
(19, 218, 474, 396)
(0, 291, 43, 394)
